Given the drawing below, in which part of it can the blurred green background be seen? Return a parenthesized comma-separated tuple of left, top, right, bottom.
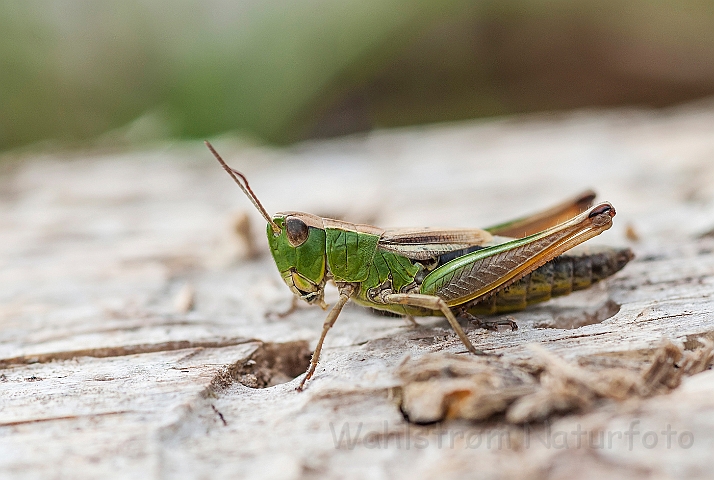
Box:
(2, 0, 714, 152)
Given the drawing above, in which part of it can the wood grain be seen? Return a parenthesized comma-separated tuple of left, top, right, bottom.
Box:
(2, 103, 714, 479)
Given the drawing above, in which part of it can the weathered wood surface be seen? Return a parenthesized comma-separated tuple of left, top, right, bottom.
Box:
(2, 103, 714, 479)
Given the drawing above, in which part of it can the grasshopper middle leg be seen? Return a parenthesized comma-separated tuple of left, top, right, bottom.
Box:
(458, 311, 518, 331)
(381, 293, 486, 355)
(403, 315, 419, 327)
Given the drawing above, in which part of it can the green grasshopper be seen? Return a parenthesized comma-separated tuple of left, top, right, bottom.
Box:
(206, 142, 633, 390)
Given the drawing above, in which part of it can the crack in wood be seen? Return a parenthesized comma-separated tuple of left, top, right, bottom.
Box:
(211, 405, 228, 426)
(0, 338, 258, 368)
(0, 410, 133, 428)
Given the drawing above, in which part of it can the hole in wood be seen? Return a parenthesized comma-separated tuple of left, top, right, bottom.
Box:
(236, 341, 312, 388)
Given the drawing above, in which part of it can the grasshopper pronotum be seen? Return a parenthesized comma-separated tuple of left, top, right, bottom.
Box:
(206, 142, 632, 390)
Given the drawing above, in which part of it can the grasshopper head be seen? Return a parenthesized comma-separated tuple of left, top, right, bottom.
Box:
(205, 142, 329, 308)
(267, 212, 329, 309)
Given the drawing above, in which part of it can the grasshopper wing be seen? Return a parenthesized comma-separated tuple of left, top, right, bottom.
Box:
(421, 202, 616, 306)
(485, 190, 596, 238)
(378, 228, 493, 260)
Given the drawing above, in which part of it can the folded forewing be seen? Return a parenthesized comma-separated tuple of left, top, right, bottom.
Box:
(378, 228, 493, 260)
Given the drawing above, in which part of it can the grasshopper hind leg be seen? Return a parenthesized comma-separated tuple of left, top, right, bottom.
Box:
(380, 293, 486, 355)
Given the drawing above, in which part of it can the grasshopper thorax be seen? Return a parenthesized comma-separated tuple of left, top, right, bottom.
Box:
(268, 212, 329, 309)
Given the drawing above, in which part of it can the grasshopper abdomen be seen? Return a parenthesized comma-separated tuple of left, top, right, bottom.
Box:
(465, 245, 633, 314)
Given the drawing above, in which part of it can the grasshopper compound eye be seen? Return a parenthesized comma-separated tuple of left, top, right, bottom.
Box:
(286, 217, 309, 247)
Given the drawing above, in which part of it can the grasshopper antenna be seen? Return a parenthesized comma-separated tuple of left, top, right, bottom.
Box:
(205, 141, 281, 234)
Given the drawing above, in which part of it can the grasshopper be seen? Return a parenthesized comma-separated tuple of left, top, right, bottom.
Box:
(206, 142, 633, 390)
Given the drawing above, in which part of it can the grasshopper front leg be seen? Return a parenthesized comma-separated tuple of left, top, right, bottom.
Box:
(297, 283, 355, 391)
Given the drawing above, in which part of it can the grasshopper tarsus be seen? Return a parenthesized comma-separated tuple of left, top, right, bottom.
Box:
(461, 312, 519, 332)
(455, 348, 493, 356)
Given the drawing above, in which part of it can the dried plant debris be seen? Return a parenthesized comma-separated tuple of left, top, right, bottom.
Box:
(173, 283, 195, 313)
(624, 222, 640, 241)
(398, 339, 714, 424)
(397, 354, 538, 423)
(231, 211, 260, 259)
